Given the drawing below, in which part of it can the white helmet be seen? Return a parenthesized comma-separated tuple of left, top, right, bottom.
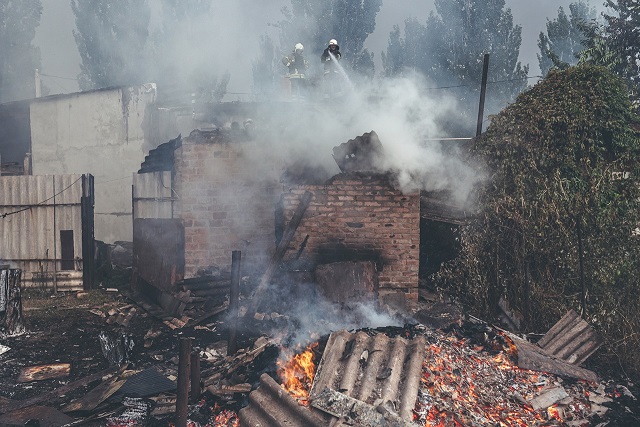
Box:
(295, 43, 304, 52)
(329, 39, 338, 46)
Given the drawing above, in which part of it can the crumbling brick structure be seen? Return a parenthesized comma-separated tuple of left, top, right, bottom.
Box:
(173, 131, 280, 277)
(281, 173, 420, 301)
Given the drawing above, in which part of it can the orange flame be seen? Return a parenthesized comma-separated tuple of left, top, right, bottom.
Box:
(277, 342, 319, 406)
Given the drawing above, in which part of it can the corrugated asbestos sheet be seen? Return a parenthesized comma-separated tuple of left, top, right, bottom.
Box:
(133, 171, 174, 220)
(310, 330, 427, 421)
(239, 373, 327, 427)
(536, 309, 604, 365)
(0, 174, 84, 289)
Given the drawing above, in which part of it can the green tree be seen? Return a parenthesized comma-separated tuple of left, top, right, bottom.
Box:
(383, 0, 528, 136)
(276, 0, 382, 74)
(537, 1, 596, 75)
(435, 65, 640, 373)
(580, 0, 640, 102)
(251, 35, 278, 101)
(0, 0, 42, 103)
(71, 0, 150, 90)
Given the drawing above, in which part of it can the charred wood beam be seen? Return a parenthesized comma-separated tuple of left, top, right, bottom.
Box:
(180, 281, 230, 291)
(227, 251, 241, 356)
(175, 337, 192, 427)
(249, 191, 313, 313)
(190, 352, 201, 402)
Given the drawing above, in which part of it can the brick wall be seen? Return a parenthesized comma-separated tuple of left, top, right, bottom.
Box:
(174, 132, 280, 278)
(281, 174, 420, 301)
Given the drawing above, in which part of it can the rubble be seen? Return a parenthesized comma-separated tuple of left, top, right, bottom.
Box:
(1, 272, 639, 427)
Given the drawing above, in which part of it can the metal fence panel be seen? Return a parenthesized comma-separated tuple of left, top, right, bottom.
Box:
(133, 171, 174, 219)
(0, 174, 85, 290)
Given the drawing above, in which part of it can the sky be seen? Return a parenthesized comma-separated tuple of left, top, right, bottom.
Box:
(33, 0, 606, 96)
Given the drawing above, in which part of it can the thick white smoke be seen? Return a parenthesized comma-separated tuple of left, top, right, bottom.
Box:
(248, 72, 484, 206)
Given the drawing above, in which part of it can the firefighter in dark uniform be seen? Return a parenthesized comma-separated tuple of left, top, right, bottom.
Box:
(282, 43, 308, 99)
(320, 39, 342, 97)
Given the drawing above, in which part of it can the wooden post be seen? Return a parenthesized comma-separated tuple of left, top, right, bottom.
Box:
(577, 219, 586, 318)
(0, 268, 25, 336)
(190, 351, 201, 401)
(476, 54, 490, 137)
(175, 337, 192, 427)
(227, 250, 241, 356)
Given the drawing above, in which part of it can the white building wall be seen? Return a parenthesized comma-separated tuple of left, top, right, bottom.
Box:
(30, 84, 157, 243)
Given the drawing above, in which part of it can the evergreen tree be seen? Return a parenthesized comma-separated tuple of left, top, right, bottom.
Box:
(383, 0, 528, 136)
(147, 0, 229, 103)
(251, 35, 278, 101)
(0, 0, 42, 103)
(435, 65, 640, 373)
(276, 0, 382, 74)
(537, 1, 596, 75)
(71, 0, 150, 90)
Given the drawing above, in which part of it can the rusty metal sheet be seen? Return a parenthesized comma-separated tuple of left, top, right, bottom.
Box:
(239, 373, 328, 427)
(133, 218, 184, 292)
(315, 261, 378, 303)
(310, 330, 427, 421)
(536, 310, 604, 365)
(17, 363, 71, 383)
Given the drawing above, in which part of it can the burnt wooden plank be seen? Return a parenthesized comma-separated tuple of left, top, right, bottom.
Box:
(17, 363, 71, 383)
(0, 365, 121, 414)
(0, 406, 75, 427)
(62, 373, 126, 413)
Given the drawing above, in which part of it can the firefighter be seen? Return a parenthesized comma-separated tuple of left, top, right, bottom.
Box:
(282, 43, 308, 76)
(282, 43, 308, 100)
(320, 39, 342, 97)
(320, 39, 341, 73)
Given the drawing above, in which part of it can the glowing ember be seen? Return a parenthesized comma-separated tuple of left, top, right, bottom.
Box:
(277, 342, 319, 406)
(212, 409, 239, 427)
(412, 327, 591, 427)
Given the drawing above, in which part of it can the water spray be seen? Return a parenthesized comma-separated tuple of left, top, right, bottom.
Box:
(328, 52, 354, 92)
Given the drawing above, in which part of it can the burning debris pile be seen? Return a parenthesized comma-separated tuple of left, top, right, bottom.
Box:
(0, 272, 639, 427)
(414, 323, 611, 427)
(242, 322, 639, 427)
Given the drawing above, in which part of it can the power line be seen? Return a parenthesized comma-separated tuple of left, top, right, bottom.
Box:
(39, 73, 79, 81)
(425, 75, 543, 91)
(0, 176, 83, 219)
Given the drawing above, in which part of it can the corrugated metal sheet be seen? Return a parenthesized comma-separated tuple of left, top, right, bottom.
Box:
(239, 373, 327, 427)
(310, 330, 427, 421)
(536, 309, 604, 365)
(132, 171, 174, 219)
(0, 174, 85, 289)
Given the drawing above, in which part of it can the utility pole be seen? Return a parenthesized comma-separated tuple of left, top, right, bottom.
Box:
(476, 54, 490, 137)
(34, 69, 41, 98)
